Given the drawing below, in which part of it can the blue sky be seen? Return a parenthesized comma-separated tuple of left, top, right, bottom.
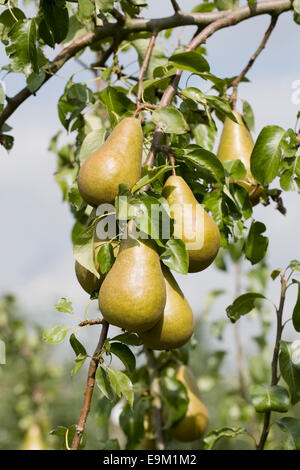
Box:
(0, 1, 299, 365)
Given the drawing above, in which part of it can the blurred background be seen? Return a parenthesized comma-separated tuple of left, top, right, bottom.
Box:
(0, 0, 299, 450)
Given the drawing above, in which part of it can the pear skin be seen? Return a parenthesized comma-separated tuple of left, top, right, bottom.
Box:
(217, 110, 262, 204)
(21, 424, 47, 450)
(168, 365, 209, 442)
(78, 117, 143, 206)
(139, 267, 194, 350)
(162, 176, 220, 273)
(99, 223, 166, 333)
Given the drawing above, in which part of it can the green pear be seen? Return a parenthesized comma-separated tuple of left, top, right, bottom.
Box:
(78, 117, 143, 206)
(217, 110, 262, 204)
(168, 365, 209, 442)
(21, 424, 47, 450)
(139, 267, 194, 350)
(75, 241, 103, 295)
(162, 176, 220, 273)
(99, 222, 166, 333)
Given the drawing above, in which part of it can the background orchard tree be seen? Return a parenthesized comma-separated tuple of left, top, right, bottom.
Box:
(0, 0, 300, 451)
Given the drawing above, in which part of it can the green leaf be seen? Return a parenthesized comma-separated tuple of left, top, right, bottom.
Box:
(250, 385, 289, 413)
(224, 159, 247, 180)
(250, 125, 286, 184)
(132, 38, 166, 79)
(97, 243, 115, 274)
(161, 376, 189, 429)
(205, 95, 237, 122)
(99, 86, 134, 125)
(96, 0, 114, 11)
(6, 18, 39, 76)
(242, 100, 255, 131)
(132, 165, 174, 193)
(160, 238, 189, 274)
(54, 297, 74, 314)
(70, 333, 87, 357)
(289, 259, 300, 271)
(192, 123, 216, 151)
(43, 325, 70, 344)
(292, 283, 300, 332)
(203, 426, 245, 450)
(120, 399, 149, 449)
(78, 0, 94, 22)
(73, 220, 99, 278)
(110, 342, 136, 372)
(290, 340, 300, 369)
(109, 369, 134, 407)
(276, 417, 300, 450)
(226, 292, 266, 323)
(229, 183, 252, 220)
(245, 221, 269, 265)
(50, 425, 86, 450)
(111, 332, 142, 346)
(0, 7, 26, 42)
(279, 341, 300, 404)
(96, 365, 114, 400)
(70, 355, 87, 377)
(152, 107, 189, 134)
(192, 2, 216, 12)
(26, 70, 45, 93)
(271, 268, 281, 281)
(78, 128, 106, 164)
(168, 51, 210, 74)
(182, 147, 225, 183)
(40, 0, 69, 45)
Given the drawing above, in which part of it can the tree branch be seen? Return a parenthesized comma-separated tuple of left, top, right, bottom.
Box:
(136, 33, 157, 108)
(144, 347, 165, 450)
(230, 14, 278, 108)
(170, 0, 181, 13)
(0, 0, 292, 129)
(71, 320, 109, 450)
(256, 274, 287, 450)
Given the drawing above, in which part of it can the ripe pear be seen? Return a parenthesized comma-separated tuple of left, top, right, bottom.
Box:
(21, 424, 47, 450)
(162, 176, 220, 273)
(99, 222, 166, 333)
(139, 267, 194, 350)
(78, 117, 143, 206)
(168, 365, 209, 442)
(75, 242, 103, 294)
(217, 110, 262, 204)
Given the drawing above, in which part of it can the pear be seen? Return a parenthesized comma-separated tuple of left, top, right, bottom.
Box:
(99, 222, 166, 333)
(21, 424, 47, 450)
(139, 267, 194, 350)
(78, 117, 143, 206)
(168, 365, 209, 442)
(75, 241, 103, 295)
(162, 176, 220, 273)
(217, 110, 262, 204)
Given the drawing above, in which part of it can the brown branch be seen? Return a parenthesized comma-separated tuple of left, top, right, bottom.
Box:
(136, 33, 157, 108)
(0, 0, 292, 129)
(230, 14, 278, 108)
(144, 347, 165, 450)
(78, 318, 104, 327)
(257, 274, 287, 450)
(132, 102, 158, 118)
(71, 320, 109, 450)
(170, 0, 181, 12)
(160, 145, 177, 176)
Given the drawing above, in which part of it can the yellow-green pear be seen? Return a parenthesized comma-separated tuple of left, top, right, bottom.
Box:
(168, 365, 209, 442)
(217, 110, 262, 204)
(162, 176, 220, 273)
(21, 424, 47, 450)
(99, 222, 166, 333)
(75, 242, 103, 295)
(139, 267, 194, 350)
(78, 117, 143, 206)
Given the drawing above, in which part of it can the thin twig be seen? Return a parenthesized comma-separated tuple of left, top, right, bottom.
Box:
(78, 318, 104, 327)
(71, 320, 109, 450)
(160, 145, 177, 176)
(144, 347, 165, 450)
(170, 0, 181, 13)
(136, 33, 157, 108)
(133, 102, 158, 118)
(256, 274, 287, 450)
(230, 15, 278, 109)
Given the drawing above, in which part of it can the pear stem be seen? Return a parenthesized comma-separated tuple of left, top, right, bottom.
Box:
(229, 15, 278, 109)
(71, 320, 109, 450)
(144, 347, 165, 450)
(136, 33, 158, 109)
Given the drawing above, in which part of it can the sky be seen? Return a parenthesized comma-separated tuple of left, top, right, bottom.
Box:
(0, 0, 299, 367)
